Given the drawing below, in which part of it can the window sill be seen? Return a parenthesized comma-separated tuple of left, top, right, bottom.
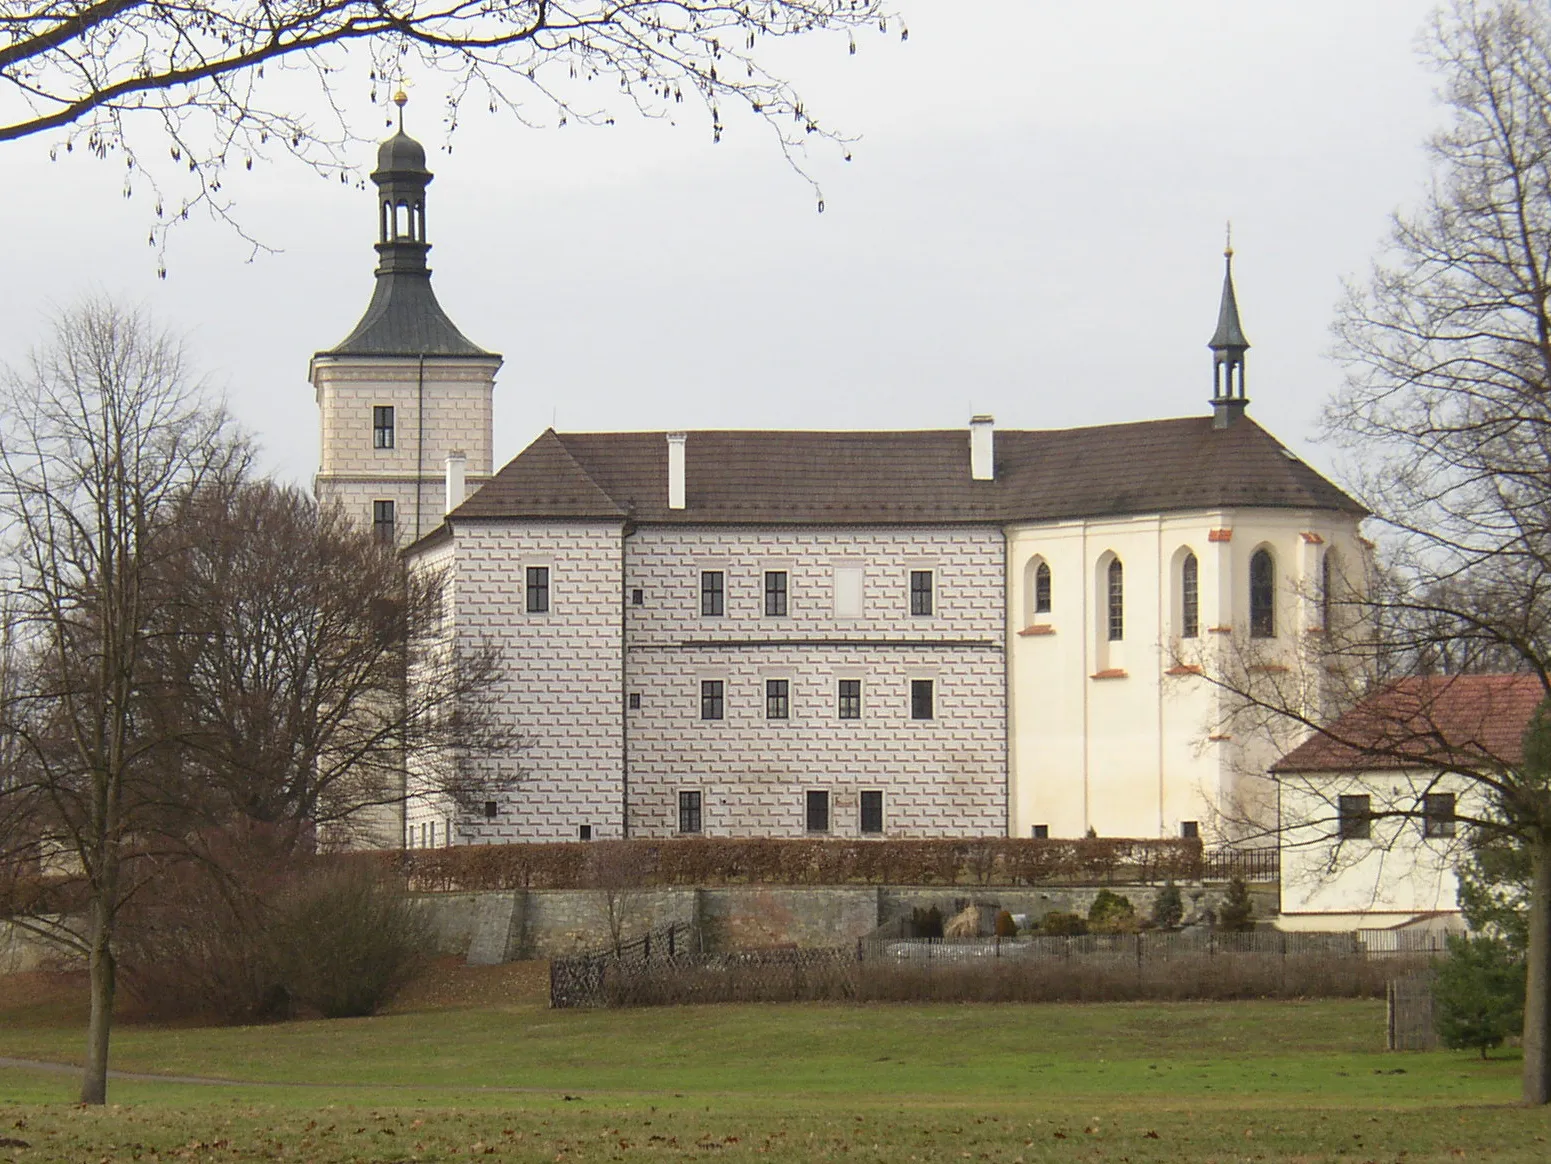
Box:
(1248, 663, 1289, 673)
(1090, 668, 1128, 680)
(1208, 733, 1232, 742)
(1207, 625, 1232, 635)
(1165, 664, 1203, 676)
(1018, 623, 1056, 636)
(1208, 528, 1233, 542)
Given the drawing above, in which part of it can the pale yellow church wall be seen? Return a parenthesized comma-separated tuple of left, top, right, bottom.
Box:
(1008, 507, 1365, 842)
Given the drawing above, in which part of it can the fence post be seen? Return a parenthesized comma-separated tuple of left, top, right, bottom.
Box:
(644, 932, 651, 961)
(669, 924, 676, 958)
(856, 937, 864, 963)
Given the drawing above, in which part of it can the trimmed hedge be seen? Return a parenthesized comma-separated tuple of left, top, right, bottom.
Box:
(382, 836, 1204, 893)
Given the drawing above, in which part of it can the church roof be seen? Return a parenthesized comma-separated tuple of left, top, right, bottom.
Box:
(1273, 673, 1546, 773)
(449, 415, 1364, 526)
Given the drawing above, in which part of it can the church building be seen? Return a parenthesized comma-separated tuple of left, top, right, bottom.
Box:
(313, 116, 1369, 850)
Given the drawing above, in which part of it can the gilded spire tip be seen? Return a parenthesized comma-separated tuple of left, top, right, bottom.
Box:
(1224, 220, 1234, 261)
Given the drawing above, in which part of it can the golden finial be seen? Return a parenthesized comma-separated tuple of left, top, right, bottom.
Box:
(393, 88, 408, 132)
(1224, 220, 1234, 261)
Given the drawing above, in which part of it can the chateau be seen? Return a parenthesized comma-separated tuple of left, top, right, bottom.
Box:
(313, 118, 1368, 851)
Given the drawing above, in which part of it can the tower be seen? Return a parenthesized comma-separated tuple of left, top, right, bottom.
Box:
(311, 94, 500, 543)
(1208, 239, 1250, 429)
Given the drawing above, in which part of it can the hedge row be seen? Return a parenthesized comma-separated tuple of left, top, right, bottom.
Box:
(382, 836, 1206, 893)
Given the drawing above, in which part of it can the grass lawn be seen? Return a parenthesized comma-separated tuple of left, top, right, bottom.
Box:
(2, 961, 1548, 1161)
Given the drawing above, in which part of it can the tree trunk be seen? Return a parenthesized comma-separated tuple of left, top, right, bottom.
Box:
(1523, 835, 1551, 1105)
(80, 896, 116, 1105)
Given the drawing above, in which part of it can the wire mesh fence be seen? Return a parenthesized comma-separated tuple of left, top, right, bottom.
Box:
(1386, 970, 1438, 1050)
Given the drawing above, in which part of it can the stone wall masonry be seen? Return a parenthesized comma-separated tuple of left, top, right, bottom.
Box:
(451, 522, 627, 844)
(410, 881, 1277, 962)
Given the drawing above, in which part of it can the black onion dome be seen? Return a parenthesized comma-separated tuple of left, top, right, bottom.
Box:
(374, 131, 429, 177)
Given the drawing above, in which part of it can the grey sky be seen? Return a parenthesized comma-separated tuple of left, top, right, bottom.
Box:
(1, 1, 1443, 488)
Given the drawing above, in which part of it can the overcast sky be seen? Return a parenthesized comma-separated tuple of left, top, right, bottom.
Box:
(1, 1, 1444, 489)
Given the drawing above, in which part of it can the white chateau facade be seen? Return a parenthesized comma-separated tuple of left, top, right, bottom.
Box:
(314, 124, 1368, 850)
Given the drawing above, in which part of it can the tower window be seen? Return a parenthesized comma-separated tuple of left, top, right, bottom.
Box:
(372, 499, 395, 544)
(373, 405, 395, 449)
(1181, 552, 1199, 639)
(526, 566, 550, 614)
(700, 570, 724, 617)
(1250, 549, 1276, 638)
(1034, 560, 1051, 615)
(910, 570, 934, 616)
(764, 570, 788, 616)
(1106, 558, 1124, 641)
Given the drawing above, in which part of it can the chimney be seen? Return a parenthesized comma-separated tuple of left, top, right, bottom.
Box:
(667, 432, 687, 510)
(969, 415, 995, 481)
(444, 450, 466, 516)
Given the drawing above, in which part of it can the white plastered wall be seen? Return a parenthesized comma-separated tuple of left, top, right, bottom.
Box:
(1277, 767, 1476, 930)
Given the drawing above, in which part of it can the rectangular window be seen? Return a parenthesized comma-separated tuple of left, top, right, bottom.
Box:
(860, 790, 884, 835)
(701, 570, 725, 616)
(910, 678, 935, 720)
(1031, 824, 1049, 839)
(700, 679, 725, 721)
(1338, 794, 1371, 841)
(627, 693, 641, 710)
(579, 824, 592, 841)
(1181, 820, 1199, 839)
(806, 790, 830, 833)
(766, 678, 790, 720)
(526, 566, 550, 614)
(631, 588, 644, 606)
(834, 566, 863, 618)
(764, 570, 788, 616)
(483, 800, 498, 819)
(372, 499, 395, 544)
(678, 790, 703, 835)
(373, 405, 395, 449)
(837, 679, 862, 720)
(1424, 792, 1457, 838)
(910, 570, 934, 616)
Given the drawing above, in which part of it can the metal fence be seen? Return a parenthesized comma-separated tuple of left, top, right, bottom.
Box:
(861, 928, 1447, 963)
(549, 922, 700, 1008)
(1202, 846, 1280, 883)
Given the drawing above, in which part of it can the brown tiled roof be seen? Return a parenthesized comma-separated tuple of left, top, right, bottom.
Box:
(451, 416, 1364, 525)
(1273, 674, 1547, 773)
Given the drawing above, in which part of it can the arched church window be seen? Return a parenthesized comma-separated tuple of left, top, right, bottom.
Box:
(1180, 552, 1199, 639)
(1106, 558, 1124, 641)
(1250, 548, 1275, 638)
(1035, 561, 1051, 614)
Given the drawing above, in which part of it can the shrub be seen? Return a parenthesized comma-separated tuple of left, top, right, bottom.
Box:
(1433, 934, 1525, 1058)
(273, 863, 433, 1019)
(1151, 880, 1184, 930)
(1087, 889, 1137, 933)
(1039, 910, 1087, 936)
(1216, 877, 1255, 932)
(910, 905, 944, 939)
(994, 909, 1018, 937)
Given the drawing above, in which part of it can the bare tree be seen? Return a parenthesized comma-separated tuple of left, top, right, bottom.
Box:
(0, 297, 245, 1104)
(1198, 0, 1551, 1105)
(154, 480, 520, 848)
(1, 2, 900, 255)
